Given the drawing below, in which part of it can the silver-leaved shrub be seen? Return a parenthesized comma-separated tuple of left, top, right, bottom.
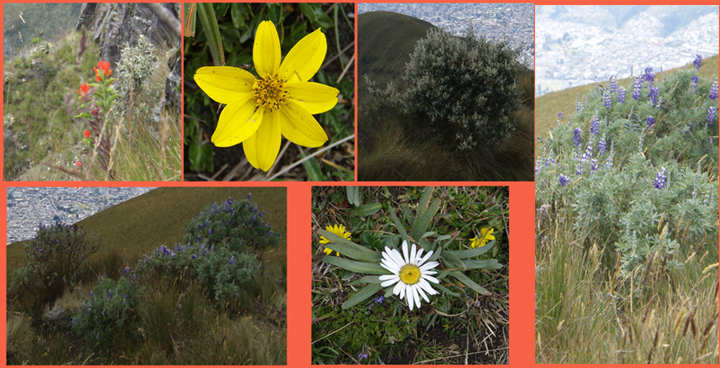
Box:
(536, 64, 719, 279)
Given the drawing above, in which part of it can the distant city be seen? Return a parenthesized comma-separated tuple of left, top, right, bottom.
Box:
(536, 5, 719, 96)
(7, 187, 155, 243)
(358, 3, 534, 69)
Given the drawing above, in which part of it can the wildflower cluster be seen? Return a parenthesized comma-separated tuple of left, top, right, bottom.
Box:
(71, 277, 141, 354)
(536, 58, 718, 279)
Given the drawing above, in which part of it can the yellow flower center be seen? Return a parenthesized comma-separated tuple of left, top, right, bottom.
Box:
(252, 75, 288, 112)
(399, 264, 421, 285)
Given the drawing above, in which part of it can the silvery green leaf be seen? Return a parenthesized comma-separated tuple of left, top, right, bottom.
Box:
(343, 283, 383, 309)
(318, 229, 381, 262)
(322, 256, 387, 275)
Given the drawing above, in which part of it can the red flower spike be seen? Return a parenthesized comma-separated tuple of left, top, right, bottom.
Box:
(96, 74, 102, 82)
(84, 130, 91, 138)
(96, 61, 112, 78)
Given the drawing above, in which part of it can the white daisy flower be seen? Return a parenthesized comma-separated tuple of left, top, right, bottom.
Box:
(378, 240, 440, 310)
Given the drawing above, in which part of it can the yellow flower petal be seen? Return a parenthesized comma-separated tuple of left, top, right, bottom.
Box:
(286, 81, 339, 114)
(278, 28, 327, 83)
(194, 67, 256, 105)
(279, 100, 328, 147)
(243, 111, 281, 171)
(254, 21, 281, 79)
(211, 97, 263, 147)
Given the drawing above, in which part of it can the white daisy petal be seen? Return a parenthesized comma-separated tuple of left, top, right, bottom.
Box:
(409, 244, 417, 266)
(420, 261, 439, 271)
(421, 274, 441, 285)
(418, 278, 439, 295)
(415, 248, 425, 264)
(419, 250, 434, 264)
(406, 285, 415, 310)
(394, 280, 405, 298)
(416, 282, 430, 302)
(411, 284, 422, 309)
(401, 241, 410, 265)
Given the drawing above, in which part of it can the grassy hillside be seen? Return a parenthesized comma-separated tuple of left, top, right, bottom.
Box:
(357, 11, 435, 103)
(535, 54, 720, 158)
(7, 187, 287, 279)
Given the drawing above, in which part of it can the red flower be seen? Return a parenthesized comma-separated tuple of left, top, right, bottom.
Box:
(84, 130, 91, 138)
(96, 74, 102, 82)
(76, 83, 90, 98)
(94, 60, 112, 79)
(76, 161, 82, 167)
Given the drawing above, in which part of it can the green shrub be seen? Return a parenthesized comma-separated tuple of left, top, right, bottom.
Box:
(402, 26, 523, 150)
(8, 222, 100, 317)
(71, 277, 142, 356)
(183, 195, 281, 253)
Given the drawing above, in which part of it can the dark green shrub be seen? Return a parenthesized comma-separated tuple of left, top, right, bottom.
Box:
(72, 277, 142, 356)
(402, 26, 523, 150)
(9, 222, 100, 317)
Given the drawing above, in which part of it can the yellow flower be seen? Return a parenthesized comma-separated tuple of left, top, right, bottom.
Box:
(470, 227, 495, 249)
(194, 21, 339, 171)
(319, 224, 351, 256)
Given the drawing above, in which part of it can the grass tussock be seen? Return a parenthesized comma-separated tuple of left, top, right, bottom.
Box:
(536, 210, 719, 364)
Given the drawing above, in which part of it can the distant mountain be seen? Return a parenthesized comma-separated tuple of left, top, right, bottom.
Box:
(7, 187, 287, 277)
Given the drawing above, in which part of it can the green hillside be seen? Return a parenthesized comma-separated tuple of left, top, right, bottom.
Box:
(357, 11, 435, 103)
(535, 54, 720, 158)
(7, 187, 287, 279)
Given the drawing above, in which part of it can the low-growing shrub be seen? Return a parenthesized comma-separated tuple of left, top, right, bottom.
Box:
(8, 222, 100, 317)
(71, 277, 142, 356)
(403, 25, 523, 150)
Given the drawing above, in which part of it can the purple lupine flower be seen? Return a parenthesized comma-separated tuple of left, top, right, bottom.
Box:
(618, 86, 626, 104)
(211, 208, 214, 216)
(603, 90, 612, 109)
(229, 256, 235, 265)
(610, 78, 618, 93)
(208, 228, 212, 235)
(633, 76, 642, 100)
(558, 112, 564, 120)
(124, 267, 130, 276)
(192, 254, 197, 259)
(228, 220, 232, 225)
(71, 318, 75, 326)
(205, 219, 209, 228)
(575, 163, 583, 176)
(108, 290, 113, 299)
(647, 116, 655, 128)
(575, 100, 583, 113)
(198, 223, 202, 231)
(591, 159, 599, 173)
(691, 76, 699, 93)
(229, 206, 234, 215)
(197, 235, 201, 241)
(598, 135, 607, 154)
(125, 294, 128, 299)
(101, 310, 105, 317)
(573, 128, 582, 147)
(247, 193, 252, 200)
(643, 67, 655, 86)
(559, 174, 569, 186)
(709, 81, 719, 100)
(649, 87, 659, 107)
(223, 202, 227, 212)
(252, 215, 256, 222)
(654, 167, 667, 189)
(694, 54, 702, 71)
(87, 306, 92, 315)
(90, 291, 94, 298)
(544, 157, 555, 166)
(268, 230, 273, 236)
(590, 115, 599, 134)
(259, 211, 265, 217)
(253, 204, 258, 213)
(706, 106, 717, 127)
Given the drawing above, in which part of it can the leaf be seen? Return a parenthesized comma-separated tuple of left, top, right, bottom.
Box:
(183, 3, 197, 37)
(433, 283, 460, 297)
(389, 208, 410, 244)
(460, 259, 503, 270)
(318, 229, 381, 262)
(443, 240, 496, 259)
(298, 3, 318, 24)
(343, 283, 382, 309)
(346, 186, 361, 207)
(448, 271, 491, 296)
(361, 275, 382, 284)
(188, 142, 214, 172)
(322, 256, 387, 275)
(197, 3, 225, 66)
(410, 198, 440, 242)
(401, 203, 414, 225)
(349, 203, 381, 217)
(301, 154, 325, 181)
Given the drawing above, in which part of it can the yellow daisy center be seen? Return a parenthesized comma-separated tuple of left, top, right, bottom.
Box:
(252, 75, 288, 112)
(399, 264, 421, 285)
